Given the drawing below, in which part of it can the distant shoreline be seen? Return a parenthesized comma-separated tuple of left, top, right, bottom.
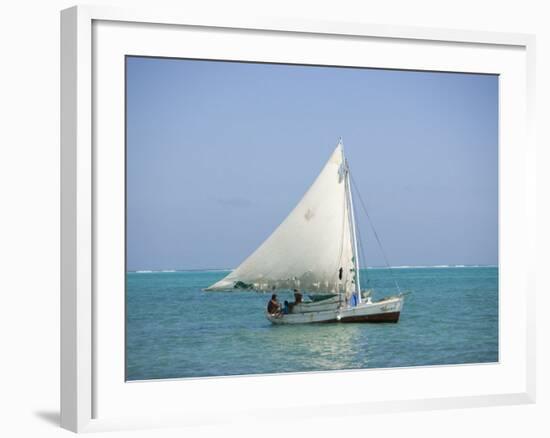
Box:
(127, 265, 498, 273)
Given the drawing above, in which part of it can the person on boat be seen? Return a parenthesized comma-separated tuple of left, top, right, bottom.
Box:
(267, 294, 281, 315)
(286, 289, 303, 313)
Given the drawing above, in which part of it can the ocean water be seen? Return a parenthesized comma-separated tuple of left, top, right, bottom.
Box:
(126, 267, 498, 380)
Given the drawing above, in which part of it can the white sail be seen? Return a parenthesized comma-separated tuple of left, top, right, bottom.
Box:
(206, 141, 357, 296)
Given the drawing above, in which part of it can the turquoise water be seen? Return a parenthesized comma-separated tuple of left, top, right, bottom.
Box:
(126, 267, 498, 380)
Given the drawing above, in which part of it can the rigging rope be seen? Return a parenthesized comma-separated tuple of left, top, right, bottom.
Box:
(349, 171, 401, 294)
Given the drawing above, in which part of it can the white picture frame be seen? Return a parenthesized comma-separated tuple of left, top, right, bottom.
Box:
(60, 4, 536, 433)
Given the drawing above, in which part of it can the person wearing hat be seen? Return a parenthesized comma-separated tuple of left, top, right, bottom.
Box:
(287, 289, 303, 313)
(293, 289, 303, 305)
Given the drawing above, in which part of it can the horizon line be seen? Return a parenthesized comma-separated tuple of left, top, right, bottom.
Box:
(126, 264, 499, 273)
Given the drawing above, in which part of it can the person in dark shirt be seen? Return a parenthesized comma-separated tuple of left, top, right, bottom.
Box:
(267, 294, 281, 315)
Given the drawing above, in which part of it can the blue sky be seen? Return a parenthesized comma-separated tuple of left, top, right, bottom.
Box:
(126, 57, 498, 271)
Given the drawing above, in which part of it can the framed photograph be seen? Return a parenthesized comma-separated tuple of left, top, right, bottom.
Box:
(61, 5, 536, 433)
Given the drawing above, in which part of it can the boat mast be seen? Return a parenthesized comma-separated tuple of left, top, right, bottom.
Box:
(341, 139, 362, 304)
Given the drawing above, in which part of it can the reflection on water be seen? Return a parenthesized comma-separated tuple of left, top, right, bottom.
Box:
(262, 323, 365, 372)
(126, 268, 498, 380)
(251, 324, 368, 371)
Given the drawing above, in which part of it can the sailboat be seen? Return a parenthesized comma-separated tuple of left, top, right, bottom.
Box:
(205, 139, 405, 324)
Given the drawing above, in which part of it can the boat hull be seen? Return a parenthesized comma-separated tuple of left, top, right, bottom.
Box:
(335, 311, 400, 323)
(266, 295, 404, 325)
